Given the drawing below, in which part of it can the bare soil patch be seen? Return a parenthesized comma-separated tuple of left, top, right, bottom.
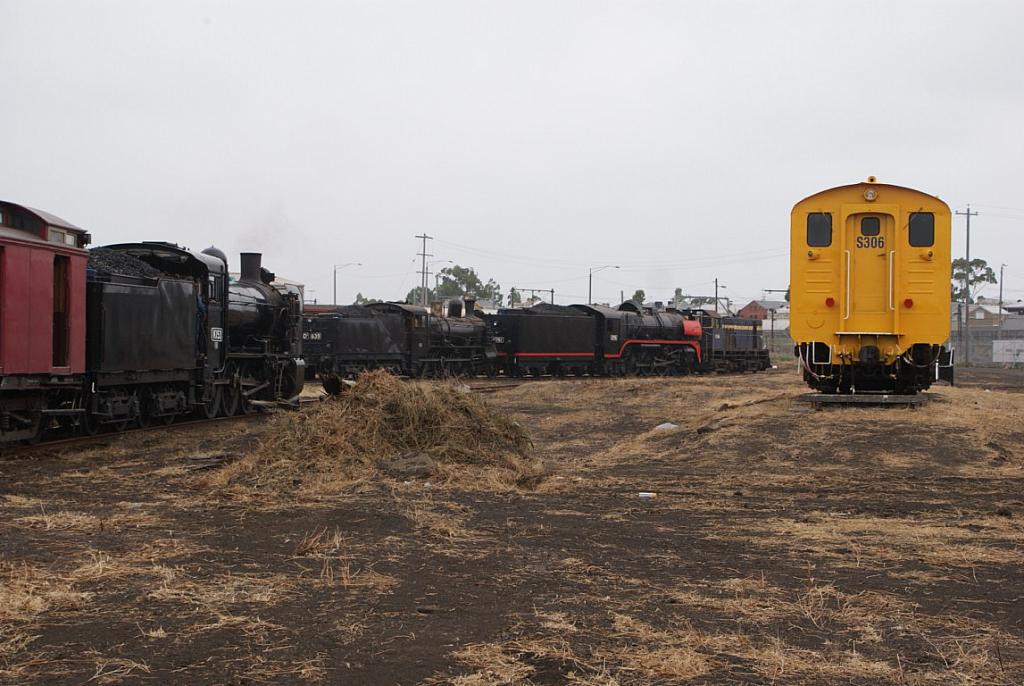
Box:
(1, 365, 1023, 684)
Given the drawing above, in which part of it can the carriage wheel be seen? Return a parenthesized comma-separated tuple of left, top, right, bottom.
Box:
(79, 409, 100, 436)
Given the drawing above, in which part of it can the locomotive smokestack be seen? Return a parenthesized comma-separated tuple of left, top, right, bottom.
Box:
(447, 301, 463, 318)
(240, 253, 262, 282)
(464, 297, 477, 317)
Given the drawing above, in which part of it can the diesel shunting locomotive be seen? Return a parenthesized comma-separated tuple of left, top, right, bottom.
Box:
(790, 178, 953, 394)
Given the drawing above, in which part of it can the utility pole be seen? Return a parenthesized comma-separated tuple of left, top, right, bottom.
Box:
(955, 206, 978, 365)
(588, 265, 619, 304)
(999, 263, 1007, 327)
(333, 263, 361, 306)
(415, 234, 433, 306)
(715, 278, 726, 313)
(515, 287, 555, 306)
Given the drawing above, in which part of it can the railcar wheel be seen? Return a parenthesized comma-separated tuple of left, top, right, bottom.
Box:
(136, 391, 152, 428)
(19, 414, 44, 445)
(80, 411, 99, 436)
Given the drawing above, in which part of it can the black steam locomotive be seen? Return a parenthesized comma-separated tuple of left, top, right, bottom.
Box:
(60, 243, 303, 437)
(303, 299, 491, 392)
(303, 298, 769, 386)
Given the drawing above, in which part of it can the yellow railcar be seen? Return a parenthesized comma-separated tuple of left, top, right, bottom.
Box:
(790, 177, 951, 393)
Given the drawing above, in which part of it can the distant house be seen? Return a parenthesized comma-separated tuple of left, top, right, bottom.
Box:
(737, 300, 788, 320)
(950, 303, 1010, 327)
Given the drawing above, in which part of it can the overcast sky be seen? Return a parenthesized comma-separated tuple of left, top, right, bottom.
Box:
(2, 1, 1023, 307)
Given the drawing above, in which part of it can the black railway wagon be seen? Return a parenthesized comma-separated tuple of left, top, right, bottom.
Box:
(487, 303, 595, 376)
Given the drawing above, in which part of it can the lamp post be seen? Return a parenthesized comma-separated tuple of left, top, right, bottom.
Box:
(1000, 263, 1007, 326)
(714, 279, 727, 313)
(333, 263, 361, 305)
(588, 265, 620, 304)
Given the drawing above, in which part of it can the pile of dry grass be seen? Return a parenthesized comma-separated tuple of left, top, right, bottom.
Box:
(211, 370, 539, 494)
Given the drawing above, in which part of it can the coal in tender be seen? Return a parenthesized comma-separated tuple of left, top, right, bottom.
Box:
(88, 248, 162, 279)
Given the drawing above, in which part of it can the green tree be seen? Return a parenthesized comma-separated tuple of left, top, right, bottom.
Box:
(434, 265, 503, 305)
(630, 289, 646, 304)
(404, 286, 433, 305)
(951, 258, 996, 303)
(353, 292, 381, 305)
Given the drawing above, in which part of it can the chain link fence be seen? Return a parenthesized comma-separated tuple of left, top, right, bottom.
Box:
(766, 324, 1024, 367)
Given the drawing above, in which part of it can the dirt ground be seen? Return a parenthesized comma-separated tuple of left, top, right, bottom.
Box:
(2, 365, 1023, 685)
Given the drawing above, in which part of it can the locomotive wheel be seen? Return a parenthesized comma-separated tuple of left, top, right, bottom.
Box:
(202, 387, 222, 419)
(221, 385, 241, 417)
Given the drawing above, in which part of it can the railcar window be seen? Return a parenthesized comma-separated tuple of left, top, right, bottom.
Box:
(909, 212, 934, 247)
(806, 213, 832, 247)
(860, 217, 880, 236)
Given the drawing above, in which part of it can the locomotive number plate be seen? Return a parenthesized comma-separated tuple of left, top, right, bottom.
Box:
(855, 236, 885, 248)
(211, 327, 224, 342)
(302, 332, 323, 341)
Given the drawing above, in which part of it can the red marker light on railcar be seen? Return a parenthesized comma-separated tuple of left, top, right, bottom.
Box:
(825, 297, 835, 307)
(904, 298, 914, 308)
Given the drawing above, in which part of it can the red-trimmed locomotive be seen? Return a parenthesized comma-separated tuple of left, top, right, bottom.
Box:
(0, 201, 304, 444)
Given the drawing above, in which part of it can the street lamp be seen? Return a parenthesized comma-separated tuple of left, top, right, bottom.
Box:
(588, 265, 620, 304)
(714, 279, 727, 313)
(333, 263, 361, 305)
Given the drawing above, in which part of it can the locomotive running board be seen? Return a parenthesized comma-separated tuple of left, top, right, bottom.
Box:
(797, 393, 928, 409)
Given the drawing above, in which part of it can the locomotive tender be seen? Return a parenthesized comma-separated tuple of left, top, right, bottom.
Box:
(0, 200, 304, 444)
(790, 178, 952, 393)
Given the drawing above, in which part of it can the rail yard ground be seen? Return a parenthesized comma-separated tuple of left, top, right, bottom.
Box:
(2, 367, 1023, 685)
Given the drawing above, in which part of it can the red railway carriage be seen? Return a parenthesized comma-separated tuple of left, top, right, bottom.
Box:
(0, 201, 90, 441)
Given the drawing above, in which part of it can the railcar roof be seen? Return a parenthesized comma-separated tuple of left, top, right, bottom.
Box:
(0, 200, 83, 232)
(792, 180, 948, 209)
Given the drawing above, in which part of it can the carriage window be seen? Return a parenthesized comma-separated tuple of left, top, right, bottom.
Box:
(909, 212, 934, 247)
(806, 213, 832, 247)
(860, 217, 880, 236)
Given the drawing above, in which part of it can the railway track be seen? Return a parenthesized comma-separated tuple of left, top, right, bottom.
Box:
(2, 398, 321, 454)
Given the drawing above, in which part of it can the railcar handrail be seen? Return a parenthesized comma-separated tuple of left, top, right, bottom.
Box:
(844, 250, 851, 321)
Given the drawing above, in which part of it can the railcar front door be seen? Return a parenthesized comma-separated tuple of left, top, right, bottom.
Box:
(844, 213, 895, 334)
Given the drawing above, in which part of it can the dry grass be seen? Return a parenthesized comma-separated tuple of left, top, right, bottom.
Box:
(208, 370, 541, 495)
